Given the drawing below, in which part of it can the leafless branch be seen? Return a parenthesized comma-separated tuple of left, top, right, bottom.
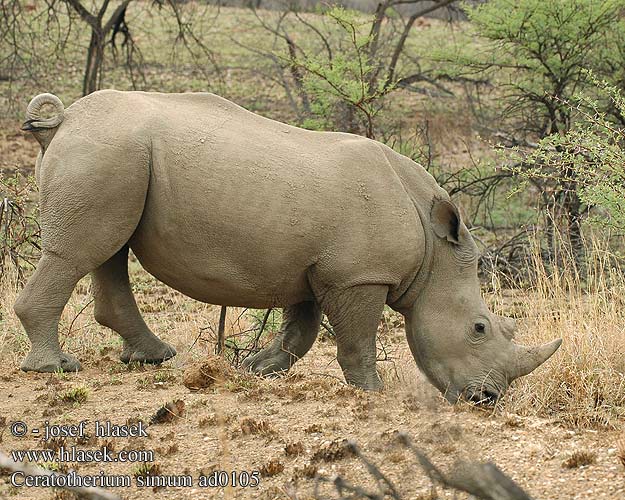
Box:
(384, 0, 458, 89)
(399, 433, 533, 500)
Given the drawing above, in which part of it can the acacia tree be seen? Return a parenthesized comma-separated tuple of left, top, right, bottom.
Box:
(524, 82, 625, 235)
(455, 0, 625, 264)
(246, 0, 458, 138)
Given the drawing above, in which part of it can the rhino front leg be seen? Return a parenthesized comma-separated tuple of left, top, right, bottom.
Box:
(316, 284, 388, 391)
(243, 301, 321, 376)
(92, 245, 176, 364)
(14, 253, 84, 372)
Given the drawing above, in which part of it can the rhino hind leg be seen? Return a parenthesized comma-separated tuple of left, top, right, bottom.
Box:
(15, 139, 151, 373)
(242, 301, 321, 376)
(317, 284, 388, 391)
(16, 223, 144, 373)
(14, 253, 85, 372)
(92, 245, 176, 364)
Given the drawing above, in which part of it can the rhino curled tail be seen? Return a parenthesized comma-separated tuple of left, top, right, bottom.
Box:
(21, 93, 64, 150)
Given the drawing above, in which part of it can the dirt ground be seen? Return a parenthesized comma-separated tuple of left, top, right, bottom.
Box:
(0, 337, 624, 500)
(0, 125, 38, 175)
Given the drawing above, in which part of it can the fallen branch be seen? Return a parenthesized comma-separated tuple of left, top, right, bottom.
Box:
(313, 435, 533, 500)
(398, 433, 533, 500)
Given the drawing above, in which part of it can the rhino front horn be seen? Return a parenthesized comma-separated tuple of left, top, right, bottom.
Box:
(511, 338, 562, 379)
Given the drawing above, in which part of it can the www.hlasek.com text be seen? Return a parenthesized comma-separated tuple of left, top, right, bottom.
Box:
(11, 446, 154, 464)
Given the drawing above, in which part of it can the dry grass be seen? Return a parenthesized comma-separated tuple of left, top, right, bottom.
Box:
(491, 237, 625, 429)
(0, 255, 262, 374)
(562, 450, 597, 469)
(0, 266, 34, 373)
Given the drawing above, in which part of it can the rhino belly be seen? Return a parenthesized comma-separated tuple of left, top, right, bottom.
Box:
(128, 232, 315, 308)
(127, 177, 317, 308)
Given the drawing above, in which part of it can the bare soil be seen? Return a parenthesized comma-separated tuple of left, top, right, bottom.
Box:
(0, 331, 624, 500)
(0, 124, 38, 175)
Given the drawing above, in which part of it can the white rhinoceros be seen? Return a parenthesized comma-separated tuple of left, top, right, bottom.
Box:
(16, 90, 561, 402)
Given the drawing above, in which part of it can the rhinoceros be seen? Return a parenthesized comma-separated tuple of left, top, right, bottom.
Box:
(15, 90, 561, 403)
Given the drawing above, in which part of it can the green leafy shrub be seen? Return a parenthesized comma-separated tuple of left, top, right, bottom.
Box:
(444, 0, 625, 264)
(290, 6, 386, 137)
(522, 80, 625, 233)
(465, 0, 625, 136)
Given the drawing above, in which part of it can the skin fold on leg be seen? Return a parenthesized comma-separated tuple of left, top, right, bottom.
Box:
(316, 284, 389, 391)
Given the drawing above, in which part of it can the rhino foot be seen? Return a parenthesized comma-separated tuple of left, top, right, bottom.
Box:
(21, 351, 81, 373)
(120, 341, 176, 365)
(341, 365, 384, 391)
(242, 348, 292, 377)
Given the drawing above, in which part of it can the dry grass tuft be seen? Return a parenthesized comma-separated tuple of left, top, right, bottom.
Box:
(311, 438, 355, 463)
(259, 458, 285, 477)
(239, 417, 275, 436)
(149, 399, 185, 424)
(285, 441, 304, 456)
(495, 238, 625, 428)
(562, 449, 597, 469)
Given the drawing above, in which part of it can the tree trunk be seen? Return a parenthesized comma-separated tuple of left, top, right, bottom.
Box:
(564, 189, 585, 273)
(83, 28, 105, 95)
(336, 101, 360, 135)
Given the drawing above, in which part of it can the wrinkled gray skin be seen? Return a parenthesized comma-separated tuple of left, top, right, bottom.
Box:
(16, 90, 561, 403)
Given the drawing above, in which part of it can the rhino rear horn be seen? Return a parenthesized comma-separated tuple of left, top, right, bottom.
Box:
(511, 338, 562, 379)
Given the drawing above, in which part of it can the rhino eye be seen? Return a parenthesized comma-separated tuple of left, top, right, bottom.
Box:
(474, 323, 486, 334)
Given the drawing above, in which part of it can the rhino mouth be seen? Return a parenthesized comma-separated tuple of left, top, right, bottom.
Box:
(462, 386, 501, 406)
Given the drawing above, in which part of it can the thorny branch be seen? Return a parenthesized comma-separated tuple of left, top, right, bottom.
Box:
(0, 178, 41, 282)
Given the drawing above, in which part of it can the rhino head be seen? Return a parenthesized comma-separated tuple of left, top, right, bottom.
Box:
(404, 199, 561, 404)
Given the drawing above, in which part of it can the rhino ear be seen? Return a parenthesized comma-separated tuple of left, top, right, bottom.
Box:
(431, 199, 461, 245)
